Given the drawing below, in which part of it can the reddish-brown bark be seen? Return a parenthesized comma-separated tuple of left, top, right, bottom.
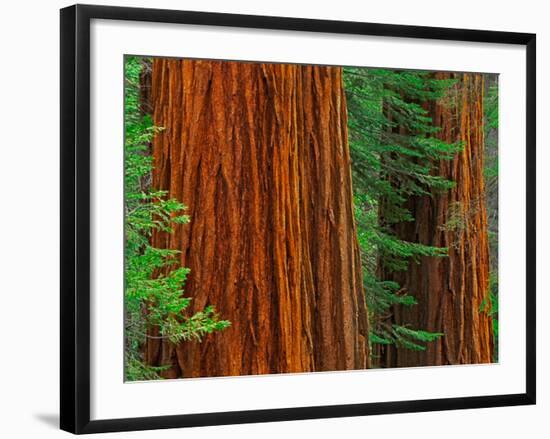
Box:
(380, 73, 494, 367)
(145, 59, 369, 378)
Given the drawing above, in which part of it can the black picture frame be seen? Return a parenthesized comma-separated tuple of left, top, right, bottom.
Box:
(60, 4, 536, 434)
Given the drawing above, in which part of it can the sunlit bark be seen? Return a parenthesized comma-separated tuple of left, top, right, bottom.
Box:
(145, 59, 370, 377)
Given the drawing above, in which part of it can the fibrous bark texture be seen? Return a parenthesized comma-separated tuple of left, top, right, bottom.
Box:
(381, 73, 494, 367)
(145, 59, 369, 378)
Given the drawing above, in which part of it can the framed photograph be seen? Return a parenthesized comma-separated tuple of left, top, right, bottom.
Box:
(60, 4, 536, 434)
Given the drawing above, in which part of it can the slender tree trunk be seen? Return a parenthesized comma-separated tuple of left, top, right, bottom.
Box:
(145, 59, 369, 378)
(381, 73, 494, 367)
(138, 58, 152, 117)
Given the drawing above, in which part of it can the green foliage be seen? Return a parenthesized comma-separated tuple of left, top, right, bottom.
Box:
(124, 56, 230, 381)
(368, 323, 443, 352)
(484, 82, 499, 192)
(488, 272, 499, 361)
(485, 82, 499, 131)
(345, 68, 459, 355)
(483, 77, 499, 362)
(345, 69, 459, 209)
(392, 326, 444, 351)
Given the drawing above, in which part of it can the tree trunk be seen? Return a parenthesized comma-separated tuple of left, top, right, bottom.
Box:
(145, 59, 369, 378)
(381, 73, 494, 367)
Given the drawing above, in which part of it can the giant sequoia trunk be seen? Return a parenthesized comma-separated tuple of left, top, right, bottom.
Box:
(381, 73, 494, 367)
(145, 59, 369, 378)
